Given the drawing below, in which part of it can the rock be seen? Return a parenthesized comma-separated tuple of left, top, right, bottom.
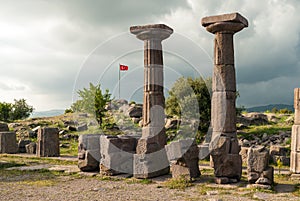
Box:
(36, 127, 60, 157)
(0, 123, 9, 131)
(77, 123, 88, 132)
(127, 105, 142, 118)
(18, 139, 32, 153)
(247, 145, 273, 185)
(247, 146, 269, 174)
(131, 117, 141, 124)
(237, 113, 268, 126)
(0, 131, 17, 153)
(28, 131, 37, 138)
(78, 134, 102, 172)
(269, 145, 289, 165)
(166, 139, 200, 179)
(25, 142, 36, 154)
(215, 177, 229, 184)
(100, 135, 137, 175)
(165, 118, 180, 130)
(239, 147, 249, 165)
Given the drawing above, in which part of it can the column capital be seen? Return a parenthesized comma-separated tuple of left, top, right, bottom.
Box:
(201, 13, 248, 34)
(130, 24, 173, 41)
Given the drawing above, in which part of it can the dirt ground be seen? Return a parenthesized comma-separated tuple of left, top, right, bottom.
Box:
(0, 154, 299, 201)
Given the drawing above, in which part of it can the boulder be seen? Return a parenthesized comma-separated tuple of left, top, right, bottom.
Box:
(0, 123, 9, 132)
(165, 119, 180, 130)
(127, 105, 142, 118)
(36, 127, 60, 157)
(18, 139, 32, 153)
(247, 145, 273, 185)
(78, 134, 102, 172)
(100, 135, 137, 175)
(0, 132, 17, 153)
(25, 142, 36, 154)
(165, 139, 200, 180)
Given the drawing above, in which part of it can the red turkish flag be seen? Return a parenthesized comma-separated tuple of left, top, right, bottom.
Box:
(120, 64, 128, 71)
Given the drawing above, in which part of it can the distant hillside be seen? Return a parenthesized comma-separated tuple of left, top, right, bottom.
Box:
(246, 104, 294, 112)
(30, 109, 65, 118)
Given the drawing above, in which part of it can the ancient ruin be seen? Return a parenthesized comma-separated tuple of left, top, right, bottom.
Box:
(78, 134, 102, 171)
(291, 88, 300, 174)
(166, 139, 200, 180)
(130, 24, 173, 178)
(201, 13, 248, 183)
(36, 127, 60, 157)
(247, 146, 274, 189)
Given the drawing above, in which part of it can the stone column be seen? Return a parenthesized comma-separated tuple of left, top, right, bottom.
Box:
(36, 127, 59, 157)
(130, 24, 173, 178)
(201, 13, 248, 183)
(291, 88, 300, 174)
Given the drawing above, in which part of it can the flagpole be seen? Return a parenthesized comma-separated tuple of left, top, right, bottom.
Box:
(118, 63, 120, 99)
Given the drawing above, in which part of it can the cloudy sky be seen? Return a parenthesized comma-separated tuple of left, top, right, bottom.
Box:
(1, 0, 299, 111)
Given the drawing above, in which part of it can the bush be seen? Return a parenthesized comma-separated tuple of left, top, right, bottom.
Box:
(0, 99, 34, 122)
(71, 83, 111, 126)
(166, 77, 211, 134)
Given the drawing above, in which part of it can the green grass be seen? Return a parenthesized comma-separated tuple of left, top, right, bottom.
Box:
(163, 177, 193, 190)
(0, 154, 77, 166)
(238, 124, 292, 140)
(126, 178, 153, 184)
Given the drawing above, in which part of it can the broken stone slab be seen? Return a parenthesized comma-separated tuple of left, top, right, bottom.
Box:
(0, 123, 9, 132)
(133, 150, 170, 179)
(247, 146, 269, 173)
(18, 139, 32, 153)
(0, 131, 17, 153)
(247, 146, 273, 185)
(201, 12, 249, 28)
(165, 139, 200, 179)
(213, 153, 242, 181)
(36, 127, 59, 157)
(100, 135, 137, 175)
(25, 142, 36, 154)
(78, 134, 102, 172)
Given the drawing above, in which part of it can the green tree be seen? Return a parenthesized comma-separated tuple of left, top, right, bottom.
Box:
(166, 77, 211, 133)
(71, 83, 111, 126)
(10, 99, 34, 120)
(0, 102, 12, 122)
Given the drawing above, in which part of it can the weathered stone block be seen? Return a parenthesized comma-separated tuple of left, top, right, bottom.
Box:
(166, 139, 200, 179)
(290, 151, 300, 173)
(78, 134, 102, 172)
(247, 146, 269, 173)
(25, 142, 36, 154)
(100, 135, 137, 175)
(212, 153, 242, 180)
(136, 127, 166, 154)
(291, 125, 300, 152)
(0, 132, 17, 153)
(214, 33, 234, 65)
(213, 65, 236, 92)
(211, 92, 236, 133)
(18, 139, 31, 153)
(134, 151, 170, 178)
(0, 123, 9, 132)
(165, 138, 197, 161)
(269, 145, 289, 164)
(78, 150, 100, 172)
(240, 146, 249, 165)
(36, 127, 59, 157)
(201, 12, 249, 27)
